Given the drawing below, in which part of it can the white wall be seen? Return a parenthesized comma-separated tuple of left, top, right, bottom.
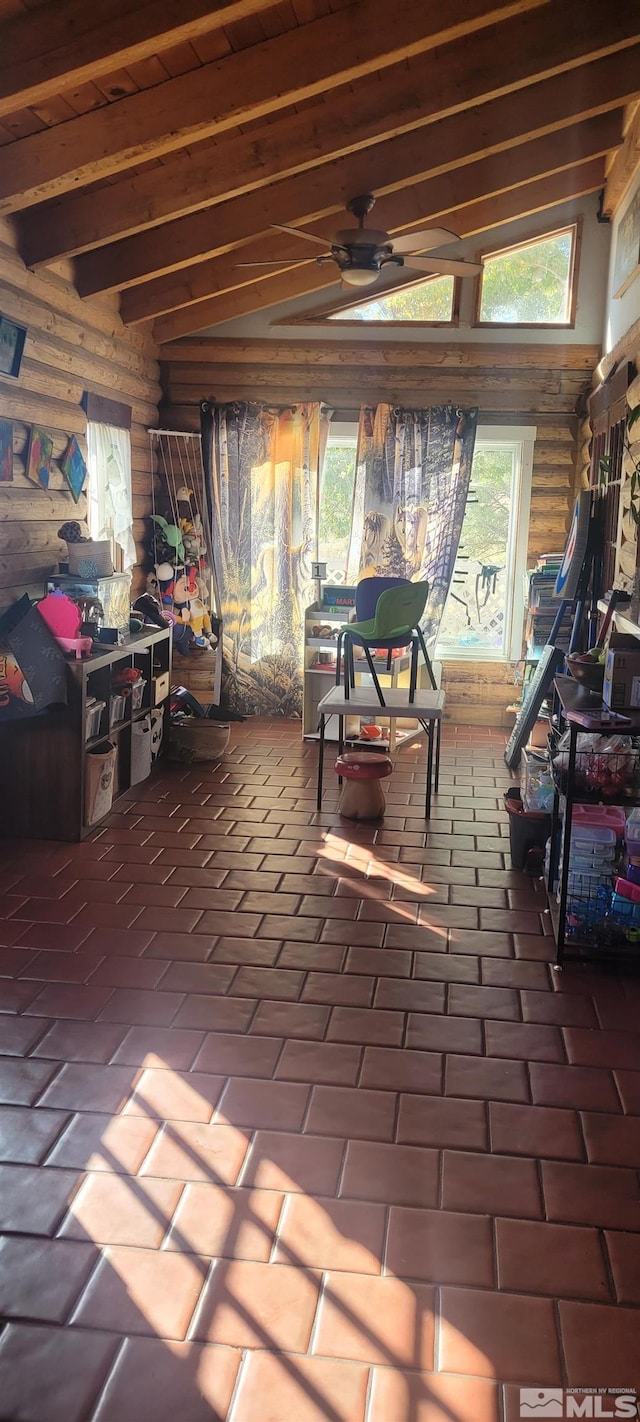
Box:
(603, 168, 640, 356)
(202, 193, 610, 345)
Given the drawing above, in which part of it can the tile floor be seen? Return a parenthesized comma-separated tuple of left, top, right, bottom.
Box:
(0, 720, 639, 1421)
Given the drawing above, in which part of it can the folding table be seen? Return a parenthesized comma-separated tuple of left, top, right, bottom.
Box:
(316, 684, 445, 817)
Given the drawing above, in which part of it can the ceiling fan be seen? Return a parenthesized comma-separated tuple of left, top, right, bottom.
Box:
(235, 194, 483, 288)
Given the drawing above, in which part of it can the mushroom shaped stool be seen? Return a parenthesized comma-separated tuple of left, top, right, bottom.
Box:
(334, 751, 393, 821)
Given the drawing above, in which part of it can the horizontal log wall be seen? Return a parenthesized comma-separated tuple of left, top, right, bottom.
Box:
(159, 337, 596, 725)
(0, 217, 160, 612)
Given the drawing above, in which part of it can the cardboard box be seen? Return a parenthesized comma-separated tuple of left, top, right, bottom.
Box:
(603, 635, 640, 708)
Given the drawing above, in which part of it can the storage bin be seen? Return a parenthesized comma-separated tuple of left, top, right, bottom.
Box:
(131, 715, 152, 786)
(169, 718, 231, 764)
(131, 678, 147, 712)
(573, 804, 626, 835)
(109, 693, 127, 727)
(85, 698, 106, 742)
(625, 808, 640, 852)
(84, 743, 117, 826)
(68, 540, 114, 578)
(149, 707, 164, 760)
(152, 671, 170, 705)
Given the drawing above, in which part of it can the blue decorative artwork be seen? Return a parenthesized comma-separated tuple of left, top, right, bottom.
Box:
(61, 435, 87, 504)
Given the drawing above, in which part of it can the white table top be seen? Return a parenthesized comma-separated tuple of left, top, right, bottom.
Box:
(317, 685, 445, 718)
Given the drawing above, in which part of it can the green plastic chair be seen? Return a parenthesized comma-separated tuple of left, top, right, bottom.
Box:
(335, 576, 435, 706)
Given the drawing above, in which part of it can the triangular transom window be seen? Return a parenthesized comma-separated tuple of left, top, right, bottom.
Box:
(327, 273, 455, 322)
(477, 224, 577, 325)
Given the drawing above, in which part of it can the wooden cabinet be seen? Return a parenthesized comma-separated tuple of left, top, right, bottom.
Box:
(0, 627, 171, 842)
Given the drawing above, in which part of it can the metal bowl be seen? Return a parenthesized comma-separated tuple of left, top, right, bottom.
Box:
(566, 655, 605, 692)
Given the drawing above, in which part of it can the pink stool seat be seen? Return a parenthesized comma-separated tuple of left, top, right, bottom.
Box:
(335, 752, 393, 781)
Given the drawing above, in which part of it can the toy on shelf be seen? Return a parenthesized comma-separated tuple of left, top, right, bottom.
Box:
(37, 590, 93, 658)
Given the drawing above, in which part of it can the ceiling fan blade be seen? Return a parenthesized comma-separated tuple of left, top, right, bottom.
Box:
(270, 222, 330, 249)
(391, 227, 460, 254)
(234, 258, 315, 267)
(404, 255, 483, 278)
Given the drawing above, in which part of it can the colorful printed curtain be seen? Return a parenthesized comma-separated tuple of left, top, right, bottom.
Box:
(347, 404, 478, 646)
(201, 401, 329, 717)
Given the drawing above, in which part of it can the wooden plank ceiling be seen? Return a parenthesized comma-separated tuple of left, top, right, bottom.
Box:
(1, 0, 639, 342)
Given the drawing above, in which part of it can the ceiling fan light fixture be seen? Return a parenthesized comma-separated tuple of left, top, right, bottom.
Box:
(340, 267, 380, 287)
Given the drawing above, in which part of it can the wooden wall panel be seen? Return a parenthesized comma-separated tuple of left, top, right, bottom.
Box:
(158, 336, 592, 725)
(0, 218, 160, 611)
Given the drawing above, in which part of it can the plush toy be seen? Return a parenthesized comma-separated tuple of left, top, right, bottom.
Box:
(186, 568, 220, 650)
(150, 515, 185, 564)
(155, 563, 195, 656)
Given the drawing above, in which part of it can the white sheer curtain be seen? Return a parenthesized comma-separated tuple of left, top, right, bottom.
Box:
(87, 422, 135, 570)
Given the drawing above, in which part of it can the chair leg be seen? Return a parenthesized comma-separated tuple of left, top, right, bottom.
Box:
(435, 716, 441, 793)
(317, 713, 325, 811)
(335, 632, 344, 688)
(425, 719, 434, 818)
(409, 637, 418, 703)
(363, 645, 386, 706)
(386, 650, 392, 673)
(342, 634, 350, 700)
(416, 625, 437, 690)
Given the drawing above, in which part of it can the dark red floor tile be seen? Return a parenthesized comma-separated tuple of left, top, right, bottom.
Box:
(47, 1111, 160, 1174)
(172, 994, 257, 1032)
(306, 1084, 396, 1141)
(542, 1159, 640, 1231)
(327, 1005, 404, 1047)
(439, 1287, 561, 1383)
(72, 1246, 208, 1339)
(0, 1055, 58, 1105)
(386, 1205, 495, 1286)
(360, 1045, 441, 1094)
(39, 1063, 139, 1114)
(489, 1101, 584, 1160)
(484, 1018, 564, 1063)
(581, 1110, 640, 1167)
(0, 1015, 49, 1054)
(33, 1020, 127, 1064)
(240, 1130, 344, 1195)
(496, 1217, 609, 1299)
(443, 1148, 542, 1217)
(274, 1193, 385, 1274)
(0, 1323, 118, 1422)
(397, 1094, 488, 1151)
(312, 1270, 435, 1366)
(0, 1104, 69, 1163)
(445, 1052, 529, 1102)
(250, 1000, 330, 1039)
(406, 1012, 483, 1055)
(111, 1025, 204, 1070)
(559, 1300, 640, 1387)
(24, 983, 115, 1020)
(530, 1062, 621, 1113)
(92, 1336, 242, 1422)
(604, 1230, 640, 1302)
(0, 1162, 81, 1234)
(276, 1040, 361, 1085)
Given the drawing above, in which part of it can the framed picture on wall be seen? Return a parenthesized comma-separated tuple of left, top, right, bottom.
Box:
(26, 426, 54, 489)
(0, 314, 27, 379)
(613, 184, 640, 298)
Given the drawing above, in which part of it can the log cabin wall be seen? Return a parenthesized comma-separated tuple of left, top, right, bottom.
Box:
(0, 217, 160, 612)
(159, 337, 596, 725)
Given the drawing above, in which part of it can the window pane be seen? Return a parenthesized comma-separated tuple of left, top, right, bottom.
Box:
(318, 442, 356, 582)
(479, 228, 574, 324)
(437, 446, 515, 656)
(328, 273, 454, 322)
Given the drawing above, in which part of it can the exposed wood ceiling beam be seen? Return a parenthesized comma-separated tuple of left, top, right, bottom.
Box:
(151, 155, 606, 342)
(75, 54, 633, 299)
(603, 101, 640, 215)
(0, 0, 283, 119)
(160, 338, 600, 368)
(20, 0, 640, 267)
(120, 112, 620, 322)
(0, 0, 544, 213)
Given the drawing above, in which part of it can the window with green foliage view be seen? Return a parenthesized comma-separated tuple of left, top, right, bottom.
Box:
(478, 226, 576, 325)
(328, 273, 454, 322)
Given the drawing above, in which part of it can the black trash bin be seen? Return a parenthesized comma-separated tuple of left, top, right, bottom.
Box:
(504, 787, 551, 871)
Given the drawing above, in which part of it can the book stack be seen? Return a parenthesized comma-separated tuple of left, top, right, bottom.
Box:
(524, 554, 570, 659)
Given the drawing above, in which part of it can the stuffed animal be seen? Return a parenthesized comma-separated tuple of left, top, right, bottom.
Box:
(150, 515, 185, 565)
(155, 563, 195, 656)
(187, 570, 220, 650)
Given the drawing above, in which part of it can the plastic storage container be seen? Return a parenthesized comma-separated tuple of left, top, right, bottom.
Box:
(625, 808, 640, 852)
(131, 678, 147, 712)
(109, 693, 127, 727)
(85, 698, 106, 742)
